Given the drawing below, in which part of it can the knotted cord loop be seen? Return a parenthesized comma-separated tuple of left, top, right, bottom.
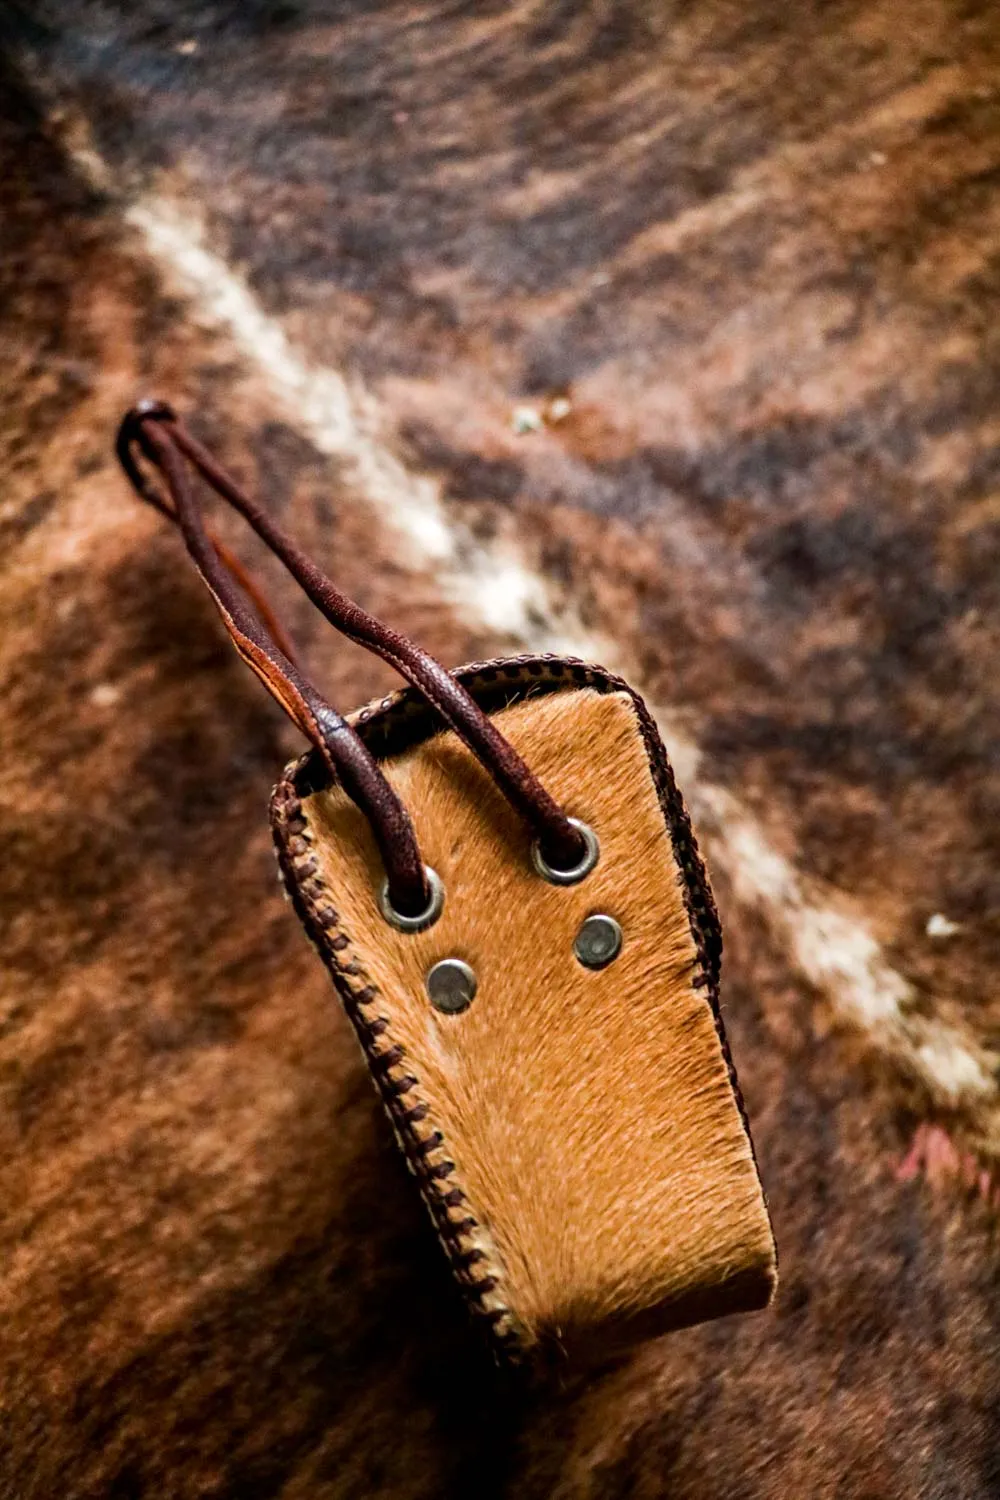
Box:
(117, 403, 430, 918)
(116, 401, 589, 902)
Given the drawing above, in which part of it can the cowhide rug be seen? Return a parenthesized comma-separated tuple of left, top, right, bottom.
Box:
(2, 3, 999, 1495)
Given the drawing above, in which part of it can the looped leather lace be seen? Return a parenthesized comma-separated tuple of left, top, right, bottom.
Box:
(116, 402, 588, 912)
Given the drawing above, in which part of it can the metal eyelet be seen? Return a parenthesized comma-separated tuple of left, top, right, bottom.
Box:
(574, 913, 623, 970)
(132, 397, 176, 420)
(531, 817, 600, 886)
(379, 866, 445, 933)
(426, 958, 477, 1013)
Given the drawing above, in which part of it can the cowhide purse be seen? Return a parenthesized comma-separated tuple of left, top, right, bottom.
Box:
(117, 402, 777, 1363)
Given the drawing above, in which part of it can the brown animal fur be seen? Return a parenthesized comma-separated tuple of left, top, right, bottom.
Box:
(274, 666, 776, 1358)
(5, 3, 1000, 1495)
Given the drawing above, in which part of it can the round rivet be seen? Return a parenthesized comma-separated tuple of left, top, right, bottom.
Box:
(378, 866, 445, 934)
(573, 914, 623, 970)
(426, 958, 478, 1014)
(531, 817, 600, 886)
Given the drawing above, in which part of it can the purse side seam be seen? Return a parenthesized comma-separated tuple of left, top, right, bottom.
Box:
(270, 774, 525, 1355)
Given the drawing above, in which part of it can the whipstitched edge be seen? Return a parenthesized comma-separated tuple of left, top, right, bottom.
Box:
(270, 776, 524, 1353)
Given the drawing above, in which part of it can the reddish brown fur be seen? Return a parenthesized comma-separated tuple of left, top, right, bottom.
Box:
(3, 4, 1000, 1497)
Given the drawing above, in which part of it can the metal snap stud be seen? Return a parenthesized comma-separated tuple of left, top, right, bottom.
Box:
(378, 866, 445, 933)
(426, 957, 477, 1014)
(573, 913, 623, 970)
(531, 817, 600, 886)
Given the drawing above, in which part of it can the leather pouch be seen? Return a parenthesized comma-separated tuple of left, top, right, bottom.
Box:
(118, 404, 777, 1363)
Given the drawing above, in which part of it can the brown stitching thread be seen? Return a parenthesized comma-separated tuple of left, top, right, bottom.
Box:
(271, 777, 523, 1354)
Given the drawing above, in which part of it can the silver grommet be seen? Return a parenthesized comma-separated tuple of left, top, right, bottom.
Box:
(378, 866, 444, 933)
(426, 957, 477, 1014)
(133, 397, 175, 419)
(531, 818, 600, 886)
(574, 913, 623, 970)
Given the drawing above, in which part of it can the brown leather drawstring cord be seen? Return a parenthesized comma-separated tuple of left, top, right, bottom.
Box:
(166, 418, 587, 871)
(116, 401, 589, 899)
(116, 408, 301, 669)
(118, 404, 431, 918)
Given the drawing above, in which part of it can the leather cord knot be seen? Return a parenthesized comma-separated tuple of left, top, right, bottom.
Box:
(116, 403, 588, 909)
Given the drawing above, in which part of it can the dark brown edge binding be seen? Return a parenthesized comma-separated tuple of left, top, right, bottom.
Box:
(270, 654, 776, 1355)
(270, 778, 523, 1356)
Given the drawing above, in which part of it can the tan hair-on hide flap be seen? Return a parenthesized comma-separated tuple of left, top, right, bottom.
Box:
(272, 663, 776, 1361)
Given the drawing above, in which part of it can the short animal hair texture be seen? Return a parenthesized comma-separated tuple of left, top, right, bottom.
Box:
(271, 657, 777, 1361)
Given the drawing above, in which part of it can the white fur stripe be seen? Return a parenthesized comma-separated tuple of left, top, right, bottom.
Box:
(66, 150, 999, 1114)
